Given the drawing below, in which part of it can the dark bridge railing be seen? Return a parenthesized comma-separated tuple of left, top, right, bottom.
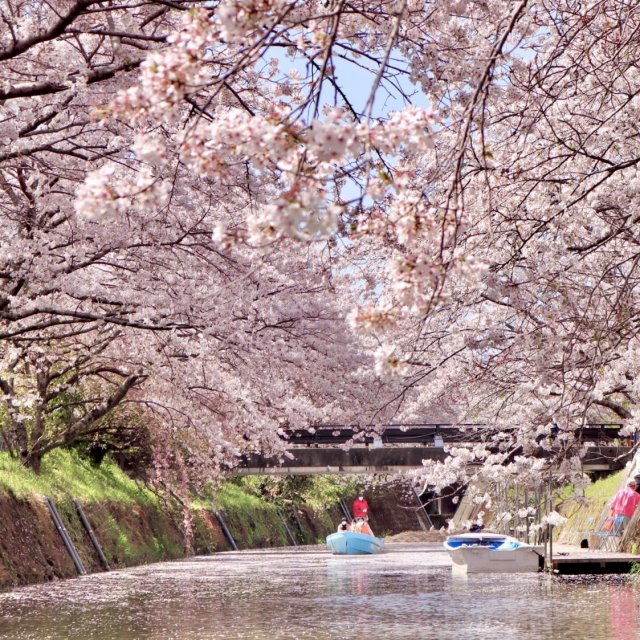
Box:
(280, 423, 629, 447)
(237, 444, 633, 474)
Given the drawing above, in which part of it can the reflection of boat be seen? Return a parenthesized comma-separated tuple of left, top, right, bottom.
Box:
(444, 533, 544, 573)
(326, 531, 384, 555)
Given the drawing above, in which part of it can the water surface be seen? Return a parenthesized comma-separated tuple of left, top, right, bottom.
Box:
(0, 543, 639, 639)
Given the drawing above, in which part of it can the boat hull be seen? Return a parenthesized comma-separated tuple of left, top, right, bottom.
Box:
(448, 546, 544, 573)
(326, 532, 384, 555)
(445, 533, 544, 573)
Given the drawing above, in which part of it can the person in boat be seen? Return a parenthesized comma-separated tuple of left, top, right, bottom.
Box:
(352, 493, 369, 521)
(352, 517, 374, 536)
(337, 518, 350, 532)
(609, 480, 640, 532)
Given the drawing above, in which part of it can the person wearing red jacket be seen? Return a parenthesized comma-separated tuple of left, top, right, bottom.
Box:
(609, 480, 640, 532)
(352, 493, 369, 520)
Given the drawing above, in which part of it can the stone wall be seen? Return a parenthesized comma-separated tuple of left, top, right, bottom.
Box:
(350, 484, 424, 535)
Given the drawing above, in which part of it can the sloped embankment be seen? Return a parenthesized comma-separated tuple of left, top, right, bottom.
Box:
(0, 451, 373, 590)
(0, 493, 187, 586)
(555, 472, 623, 545)
(555, 470, 640, 551)
(0, 450, 206, 588)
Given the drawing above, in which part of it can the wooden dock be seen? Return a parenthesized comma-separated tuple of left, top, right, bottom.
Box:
(551, 545, 640, 574)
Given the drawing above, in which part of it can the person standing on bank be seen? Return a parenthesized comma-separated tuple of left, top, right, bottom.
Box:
(352, 493, 369, 521)
(609, 480, 640, 531)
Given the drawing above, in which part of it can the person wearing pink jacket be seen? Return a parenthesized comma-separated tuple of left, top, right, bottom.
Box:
(609, 480, 640, 531)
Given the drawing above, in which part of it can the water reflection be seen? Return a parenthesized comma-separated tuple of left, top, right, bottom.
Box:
(0, 544, 638, 640)
(609, 584, 640, 640)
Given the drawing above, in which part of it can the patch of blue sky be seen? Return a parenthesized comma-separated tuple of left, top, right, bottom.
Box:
(266, 41, 431, 121)
(203, 24, 431, 291)
(259, 41, 430, 292)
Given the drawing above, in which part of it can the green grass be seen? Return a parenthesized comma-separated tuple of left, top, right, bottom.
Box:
(556, 471, 624, 543)
(583, 472, 624, 501)
(0, 449, 156, 504)
(216, 482, 268, 511)
(215, 482, 289, 548)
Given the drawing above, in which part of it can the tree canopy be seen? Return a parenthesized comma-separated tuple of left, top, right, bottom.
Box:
(1, 0, 638, 487)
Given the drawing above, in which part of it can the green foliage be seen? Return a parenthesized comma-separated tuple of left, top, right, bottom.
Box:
(0, 449, 157, 504)
(313, 506, 340, 535)
(628, 561, 640, 584)
(556, 471, 624, 543)
(215, 482, 289, 548)
(301, 476, 359, 510)
(236, 474, 357, 510)
(73, 407, 154, 479)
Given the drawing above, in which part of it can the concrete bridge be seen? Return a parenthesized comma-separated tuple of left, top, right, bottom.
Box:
(234, 423, 634, 475)
(280, 423, 627, 447)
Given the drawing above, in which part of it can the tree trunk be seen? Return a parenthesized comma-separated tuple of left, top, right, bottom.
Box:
(21, 450, 42, 474)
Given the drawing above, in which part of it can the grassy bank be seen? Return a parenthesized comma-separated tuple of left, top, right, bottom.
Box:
(214, 483, 290, 548)
(213, 476, 355, 546)
(0, 449, 195, 587)
(0, 450, 355, 589)
(0, 450, 353, 549)
(556, 471, 624, 544)
(0, 449, 417, 590)
(0, 448, 157, 504)
(0, 449, 186, 561)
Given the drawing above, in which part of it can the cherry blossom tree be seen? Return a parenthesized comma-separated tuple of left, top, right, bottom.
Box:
(97, 0, 640, 481)
(0, 1, 399, 476)
(5, 0, 640, 489)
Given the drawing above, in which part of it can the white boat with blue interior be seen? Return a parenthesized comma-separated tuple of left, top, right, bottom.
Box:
(444, 532, 544, 573)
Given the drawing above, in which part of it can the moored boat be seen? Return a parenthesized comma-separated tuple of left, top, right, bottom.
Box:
(326, 531, 384, 555)
(444, 532, 544, 573)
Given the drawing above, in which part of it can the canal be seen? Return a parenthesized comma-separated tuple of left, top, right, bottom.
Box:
(0, 544, 639, 639)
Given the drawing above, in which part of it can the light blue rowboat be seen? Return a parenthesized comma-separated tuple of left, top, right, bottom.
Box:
(326, 531, 384, 555)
